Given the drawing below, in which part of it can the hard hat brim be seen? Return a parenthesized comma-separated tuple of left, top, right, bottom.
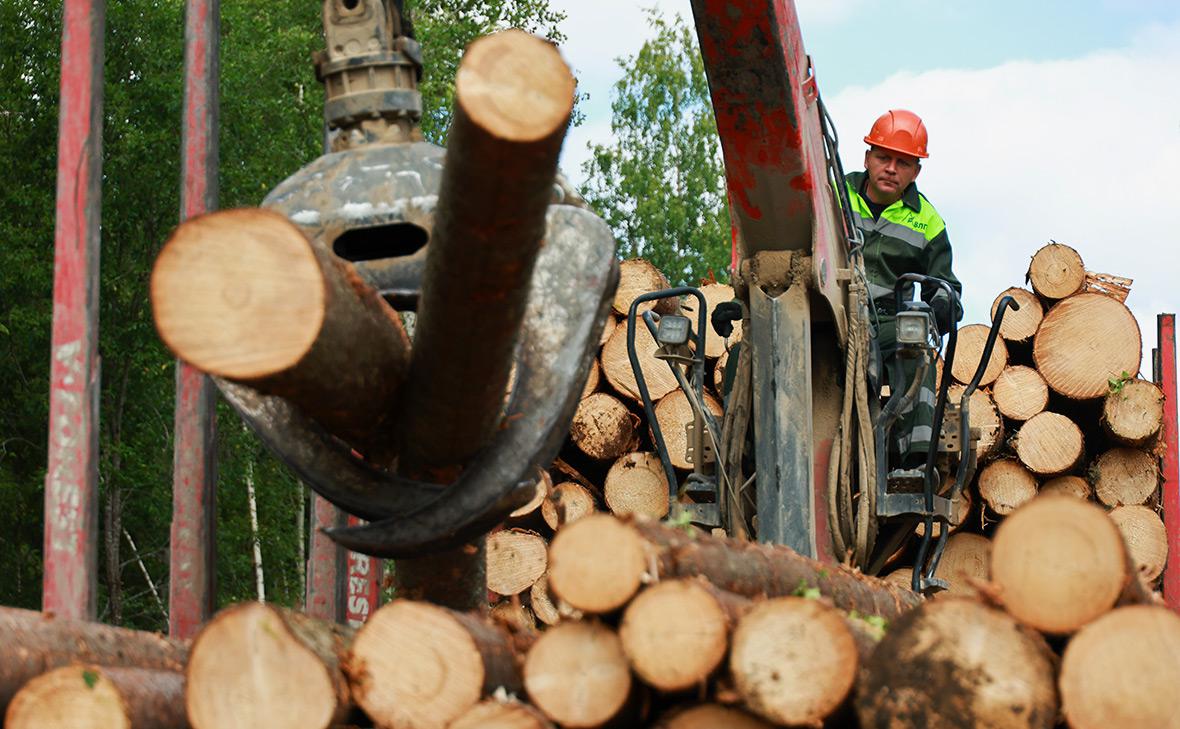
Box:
(864, 137, 928, 159)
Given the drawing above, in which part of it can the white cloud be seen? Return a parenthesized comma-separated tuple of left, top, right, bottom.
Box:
(827, 23, 1180, 367)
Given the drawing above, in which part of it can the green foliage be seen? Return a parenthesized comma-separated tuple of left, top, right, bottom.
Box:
(1107, 370, 1133, 395)
(792, 580, 821, 599)
(580, 10, 729, 285)
(82, 669, 99, 689)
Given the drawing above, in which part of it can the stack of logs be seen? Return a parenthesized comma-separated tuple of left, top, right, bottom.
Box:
(5, 507, 1179, 728)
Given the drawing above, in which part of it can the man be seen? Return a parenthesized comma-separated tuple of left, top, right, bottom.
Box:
(845, 109, 962, 466)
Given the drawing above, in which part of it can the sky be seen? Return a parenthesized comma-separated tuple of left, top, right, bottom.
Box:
(545, 0, 1180, 372)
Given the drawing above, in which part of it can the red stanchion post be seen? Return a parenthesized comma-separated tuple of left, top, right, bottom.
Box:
(1157, 314, 1179, 611)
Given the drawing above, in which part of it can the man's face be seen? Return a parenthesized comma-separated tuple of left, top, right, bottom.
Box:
(863, 146, 921, 204)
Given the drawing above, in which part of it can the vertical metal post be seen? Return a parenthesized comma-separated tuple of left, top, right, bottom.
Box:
(169, 0, 220, 640)
(43, 0, 106, 620)
(1156, 314, 1179, 610)
(305, 495, 346, 621)
(344, 515, 383, 627)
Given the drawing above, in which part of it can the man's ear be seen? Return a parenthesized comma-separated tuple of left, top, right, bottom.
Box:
(864, 149, 871, 168)
(913, 162, 922, 180)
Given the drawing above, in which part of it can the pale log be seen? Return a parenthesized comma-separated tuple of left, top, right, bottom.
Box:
(487, 529, 548, 597)
(6, 665, 185, 729)
(1092, 447, 1159, 506)
(546, 514, 920, 618)
(679, 282, 742, 358)
(186, 602, 353, 729)
(653, 704, 772, 729)
(978, 459, 1038, 516)
(529, 572, 582, 627)
(992, 365, 1048, 421)
(991, 495, 1144, 634)
(489, 600, 537, 634)
(570, 392, 641, 461)
(950, 323, 1008, 387)
(601, 319, 679, 403)
(1109, 505, 1168, 582)
(915, 483, 971, 538)
(619, 577, 749, 691)
(1034, 292, 1141, 399)
(1102, 379, 1165, 446)
(933, 533, 991, 597)
(713, 348, 729, 394)
(1014, 411, 1084, 476)
(580, 359, 601, 400)
(523, 621, 632, 728)
(855, 598, 1058, 729)
(613, 258, 672, 318)
(540, 481, 597, 531)
(991, 287, 1043, 343)
(1082, 270, 1133, 302)
(603, 452, 670, 519)
(1059, 605, 1180, 729)
(653, 389, 723, 471)
(508, 470, 552, 522)
(451, 698, 555, 729)
(1026, 242, 1085, 300)
(948, 384, 1003, 460)
(1040, 474, 1092, 499)
(0, 607, 186, 714)
(345, 600, 521, 729)
(151, 208, 410, 455)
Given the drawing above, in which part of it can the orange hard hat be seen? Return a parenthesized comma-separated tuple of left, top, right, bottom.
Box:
(864, 109, 929, 159)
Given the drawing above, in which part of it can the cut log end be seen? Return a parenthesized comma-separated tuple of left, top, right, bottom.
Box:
(601, 318, 679, 402)
(456, 30, 575, 143)
(1092, 447, 1160, 507)
(1034, 293, 1141, 399)
(1027, 242, 1086, 300)
(604, 452, 670, 519)
(570, 393, 641, 461)
(613, 258, 672, 318)
(949, 384, 1003, 460)
(991, 287, 1044, 343)
(934, 533, 991, 597)
(547, 514, 647, 614)
(1015, 411, 1084, 476)
(524, 621, 631, 728)
(653, 390, 723, 471)
(1040, 474, 1093, 500)
(6, 665, 185, 729)
(679, 282, 742, 358)
(993, 365, 1049, 421)
(1108, 505, 1168, 583)
(654, 704, 774, 729)
(450, 699, 555, 729)
(1103, 379, 1165, 446)
(540, 481, 597, 531)
(487, 529, 549, 597)
(951, 323, 1008, 387)
(978, 459, 1038, 516)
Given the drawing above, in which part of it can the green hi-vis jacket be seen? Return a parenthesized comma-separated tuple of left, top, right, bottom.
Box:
(844, 171, 962, 318)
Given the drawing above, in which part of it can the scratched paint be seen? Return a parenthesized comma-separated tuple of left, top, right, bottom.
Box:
(345, 514, 382, 628)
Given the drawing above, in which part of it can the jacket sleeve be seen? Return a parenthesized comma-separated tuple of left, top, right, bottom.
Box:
(921, 227, 963, 321)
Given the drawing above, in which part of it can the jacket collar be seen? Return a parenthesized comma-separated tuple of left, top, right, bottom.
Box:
(849, 170, 922, 212)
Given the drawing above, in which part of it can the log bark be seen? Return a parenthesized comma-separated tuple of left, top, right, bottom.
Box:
(1082, 270, 1133, 303)
(570, 392, 641, 461)
(613, 258, 672, 318)
(1092, 447, 1160, 506)
(1040, 474, 1092, 499)
(150, 208, 411, 456)
(0, 607, 186, 715)
(934, 533, 991, 597)
(991, 495, 1145, 634)
(1059, 605, 1180, 729)
(1026, 241, 1085, 300)
(600, 319, 679, 403)
(679, 282, 742, 358)
(489, 599, 538, 634)
(712, 348, 729, 394)
(653, 704, 773, 729)
(619, 577, 749, 691)
(393, 29, 574, 609)
(1014, 411, 1084, 476)
(603, 452, 670, 519)
(540, 481, 597, 531)
(992, 365, 1049, 421)
(950, 323, 1008, 387)
(978, 458, 1038, 516)
(487, 529, 548, 597)
(523, 621, 632, 728)
(546, 514, 920, 618)
(5, 665, 186, 729)
(1108, 505, 1168, 582)
(991, 287, 1043, 343)
(855, 598, 1058, 729)
(948, 384, 1003, 460)
(1034, 292, 1142, 400)
(652, 390, 723, 471)
(731, 597, 876, 727)
(186, 602, 353, 729)
(451, 698, 555, 729)
(345, 600, 521, 729)
(1102, 378, 1165, 446)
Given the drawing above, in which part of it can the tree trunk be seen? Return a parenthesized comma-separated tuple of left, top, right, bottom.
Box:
(1041, 474, 1092, 499)
(603, 452, 670, 519)
(0, 607, 186, 714)
(653, 704, 772, 729)
(678, 282, 742, 359)
(977, 458, 1038, 516)
(732, 597, 876, 727)
(992, 365, 1048, 421)
(541, 482, 597, 531)
(487, 529, 549, 597)
(346, 600, 521, 729)
(1014, 411, 1084, 476)
(855, 598, 1058, 729)
(1092, 447, 1160, 507)
(618, 578, 749, 692)
(600, 318, 679, 403)
(1109, 505, 1168, 583)
(122, 528, 167, 620)
(991, 287, 1043, 343)
(1026, 242, 1086, 300)
(950, 323, 1008, 387)
(151, 208, 411, 458)
(245, 458, 265, 602)
(933, 533, 991, 597)
(523, 621, 633, 729)
(613, 258, 673, 318)
(652, 389, 723, 471)
(1034, 293, 1141, 399)
(186, 602, 353, 729)
(1102, 379, 1165, 446)
(1059, 605, 1180, 729)
(5, 665, 186, 729)
(546, 514, 920, 619)
(990, 495, 1149, 634)
(948, 384, 1003, 460)
(570, 393, 641, 461)
(451, 698, 555, 729)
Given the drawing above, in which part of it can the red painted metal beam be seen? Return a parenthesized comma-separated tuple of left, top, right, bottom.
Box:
(169, 0, 220, 640)
(43, 0, 106, 620)
(1157, 314, 1179, 610)
(305, 496, 346, 621)
(345, 515, 383, 627)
